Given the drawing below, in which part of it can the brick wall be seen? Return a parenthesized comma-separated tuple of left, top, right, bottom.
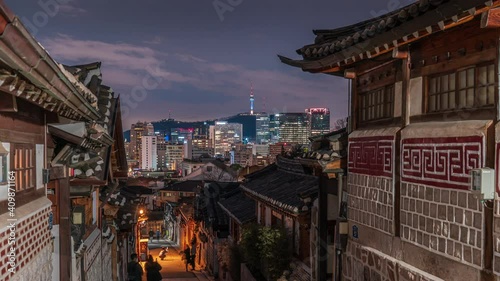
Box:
(348, 173, 394, 235)
(0, 203, 52, 281)
(343, 241, 443, 281)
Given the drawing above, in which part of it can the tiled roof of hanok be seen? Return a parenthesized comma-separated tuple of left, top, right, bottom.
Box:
(162, 180, 202, 192)
(241, 158, 318, 214)
(218, 189, 256, 225)
(279, 0, 491, 73)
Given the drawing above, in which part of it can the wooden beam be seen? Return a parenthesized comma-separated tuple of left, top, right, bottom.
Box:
(481, 7, 500, 28)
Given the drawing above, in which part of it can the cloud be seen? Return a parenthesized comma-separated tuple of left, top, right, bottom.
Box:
(143, 36, 163, 45)
(59, 1, 87, 17)
(41, 34, 347, 128)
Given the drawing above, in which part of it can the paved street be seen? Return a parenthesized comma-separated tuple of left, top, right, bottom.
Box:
(141, 239, 213, 281)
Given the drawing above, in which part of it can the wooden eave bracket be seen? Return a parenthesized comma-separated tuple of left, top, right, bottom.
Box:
(481, 7, 500, 28)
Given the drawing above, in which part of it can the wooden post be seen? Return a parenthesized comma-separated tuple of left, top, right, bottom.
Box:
(59, 174, 72, 281)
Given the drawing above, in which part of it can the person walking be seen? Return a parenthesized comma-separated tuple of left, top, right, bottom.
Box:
(190, 244, 196, 270)
(156, 229, 160, 242)
(148, 229, 154, 242)
(127, 253, 143, 281)
(145, 255, 163, 281)
(182, 245, 191, 272)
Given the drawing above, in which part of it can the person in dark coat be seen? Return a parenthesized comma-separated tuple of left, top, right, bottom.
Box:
(145, 255, 162, 281)
(183, 246, 191, 272)
(127, 253, 143, 281)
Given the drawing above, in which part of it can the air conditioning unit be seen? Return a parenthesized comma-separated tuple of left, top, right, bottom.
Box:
(469, 168, 495, 200)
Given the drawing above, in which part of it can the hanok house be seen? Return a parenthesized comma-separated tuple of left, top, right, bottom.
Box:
(194, 182, 240, 277)
(280, 1, 500, 281)
(48, 63, 128, 281)
(0, 3, 119, 281)
(218, 187, 256, 244)
(241, 156, 320, 280)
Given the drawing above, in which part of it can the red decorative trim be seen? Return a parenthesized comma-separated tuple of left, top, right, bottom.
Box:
(402, 136, 483, 190)
(348, 136, 395, 177)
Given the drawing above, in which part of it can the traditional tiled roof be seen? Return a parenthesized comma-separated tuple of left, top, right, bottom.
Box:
(279, 0, 491, 73)
(241, 159, 318, 214)
(218, 189, 256, 225)
(162, 180, 202, 192)
(210, 160, 237, 177)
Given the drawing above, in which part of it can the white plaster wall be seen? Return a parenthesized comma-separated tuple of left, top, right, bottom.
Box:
(409, 77, 423, 116)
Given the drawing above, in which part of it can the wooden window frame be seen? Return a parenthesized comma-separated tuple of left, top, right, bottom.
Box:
(426, 62, 496, 113)
(11, 143, 36, 193)
(359, 85, 394, 123)
(0, 153, 7, 185)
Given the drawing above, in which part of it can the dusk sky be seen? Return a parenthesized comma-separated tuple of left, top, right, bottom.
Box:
(5, 0, 412, 130)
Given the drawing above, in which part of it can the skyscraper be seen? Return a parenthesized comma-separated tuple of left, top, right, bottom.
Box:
(306, 108, 331, 136)
(255, 112, 270, 144)
(141, 135, 157, 170)
(277, 113, 310, 145)
(210, 121, 243, 156)
(130, 121, 154, 164)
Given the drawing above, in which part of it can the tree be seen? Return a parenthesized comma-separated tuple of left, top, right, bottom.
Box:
(258, 227, 291, 280)
(240, 223, 261, 273)
(334, 117, 348, 130)
(240, 224, 291, 280)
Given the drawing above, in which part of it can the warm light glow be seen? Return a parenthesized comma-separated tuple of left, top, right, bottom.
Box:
(139, 209, 144, 215)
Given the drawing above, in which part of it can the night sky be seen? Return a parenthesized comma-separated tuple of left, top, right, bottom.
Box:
(5, 0, 413, 130)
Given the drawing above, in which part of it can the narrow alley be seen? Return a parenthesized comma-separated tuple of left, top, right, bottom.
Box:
(143, 240, 213, 281)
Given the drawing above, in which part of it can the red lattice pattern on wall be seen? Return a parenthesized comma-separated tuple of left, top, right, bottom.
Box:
(402, 136, 483, 190)
(348, 136, 394, 177)
(0, 206, 52, 280)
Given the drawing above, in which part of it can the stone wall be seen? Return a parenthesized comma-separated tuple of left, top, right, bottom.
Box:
(401, 183, 483, 268)
(348, 173, 394, 235)
(493, 196, 500, 278)
(0, 198, 52, 281)
(343, 241, 443, 281)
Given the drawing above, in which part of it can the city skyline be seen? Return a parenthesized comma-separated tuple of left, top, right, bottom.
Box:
(4, 0, 408, 130)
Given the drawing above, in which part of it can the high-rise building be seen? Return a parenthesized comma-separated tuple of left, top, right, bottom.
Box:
(184, 137, 213, 160)
(165, 144, 184, 170)
(269, 114, 280, 143)
(141, 135, 157, 170)
(226, 113, 256, 142)
(171, 128, 194, 144)
(210, 121, 243, 156)
(156, 133, 167, 170)
(278, 113, 310, 145)
(130, 121, 155, 167)
(306, 107, 330, 136)
(230, 143, 253, 167)
(255, 112, 270, 144)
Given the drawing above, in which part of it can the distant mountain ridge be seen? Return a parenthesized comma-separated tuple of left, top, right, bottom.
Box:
(123, 112, 259, 142)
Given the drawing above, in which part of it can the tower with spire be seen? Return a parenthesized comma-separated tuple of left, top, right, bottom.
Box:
(250, 83, 254, 115)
